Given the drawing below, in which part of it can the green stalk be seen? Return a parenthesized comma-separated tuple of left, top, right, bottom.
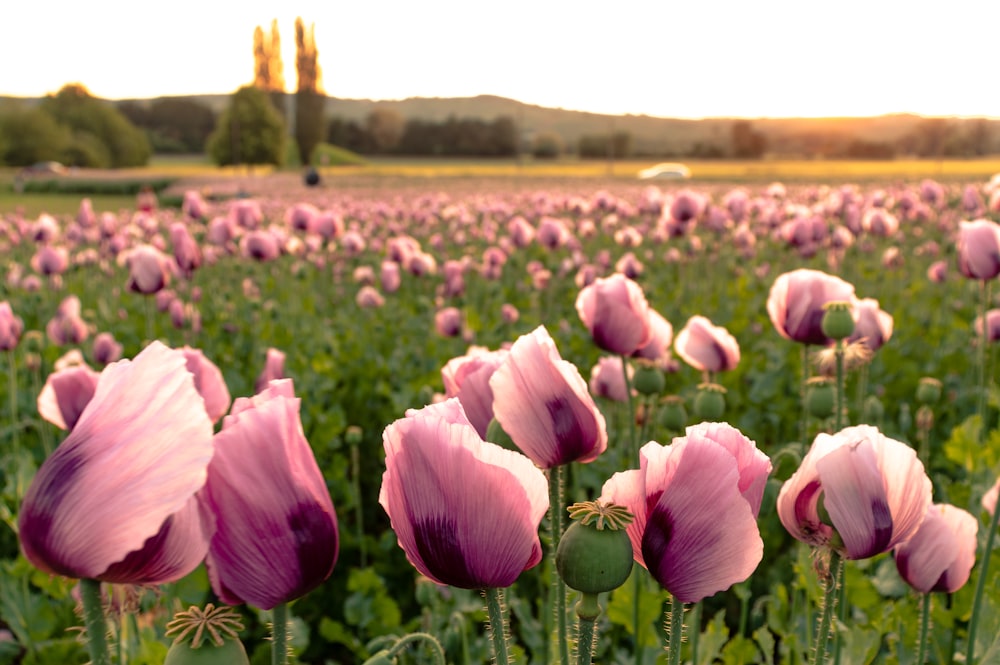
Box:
(575, 594, 601, 665)
(801, 344, 811, 450)
(351, 443, 367, 567)
(620, 354, 638, 467)
(144, 295, 155, 344)
(834, 340, 845, 432)
(834, 557, 846, 665)
(966, 498, 1000, 663)
(811, 551, 842, 665)
(978, 279, 991, 443)
(7, 349, 18, 457)
(666, 594, 684, 665)
(271, 602, 288, 665)
(549, 465, 569, 665)
(385, 632, 446, 665)
(80, 579, 111, 665)
(689, 602, 701, 664)
(916, 593, 930, 665)
(485, 587, 510, 665)
(633, 570, 643, 665)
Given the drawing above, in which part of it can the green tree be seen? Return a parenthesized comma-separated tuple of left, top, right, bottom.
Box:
(40, 83, 151, 167)
(366, 107, 404, 153)
(253, 20, 286, 119)
(731, 120, 767, 159)
(0, 107, 72, 166)
(294, 17, 325, 165)
(207, 85, 285, 168)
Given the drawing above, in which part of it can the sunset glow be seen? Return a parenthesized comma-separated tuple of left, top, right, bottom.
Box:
(3, 0, 998, 119)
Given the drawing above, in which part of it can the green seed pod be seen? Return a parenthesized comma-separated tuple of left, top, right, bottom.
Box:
(556, 501, 634, 594)
(164, 605, 249, 665)
(345, 425, 364, 445)
(659, 395, 687, 431)
(693, 383, 726, 421)
(821, 301, 855, 340)
(863, 395, 884, 425)
(916, 377, 942, 405)
(805, 377, 835, 419)
(633, 364, 665, 396)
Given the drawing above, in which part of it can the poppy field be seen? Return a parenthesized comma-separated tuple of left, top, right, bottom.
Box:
(2, 171, 1000, 665)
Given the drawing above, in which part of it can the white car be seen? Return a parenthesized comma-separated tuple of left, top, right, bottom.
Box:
(638, 163, 691, 180)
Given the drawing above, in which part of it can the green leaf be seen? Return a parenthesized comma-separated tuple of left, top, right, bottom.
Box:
(606, 568, 668, 648)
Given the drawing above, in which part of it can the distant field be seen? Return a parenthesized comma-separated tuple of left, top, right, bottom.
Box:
(3, 156, 1000, 216)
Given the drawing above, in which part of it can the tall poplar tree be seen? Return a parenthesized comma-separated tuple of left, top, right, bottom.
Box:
(294, 17, 325, 165)
(252, 20, 286, 119)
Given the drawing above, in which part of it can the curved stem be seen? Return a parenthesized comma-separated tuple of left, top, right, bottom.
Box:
(386, 632, 447, 665)
(549, 465, 569, 665)
(484, 587, 510, 665)
(271, 602, 288, 665)
(916, 593, 931, 665)
(966, 499, 1000, 663)
(80, 579, 111, 665)
(666, 594, 684, 665)
(811, 550, 842, 665)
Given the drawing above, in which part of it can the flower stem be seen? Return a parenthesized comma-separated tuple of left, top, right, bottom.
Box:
(485, 587, 510, 665)
(834, 339, 845, 432)
(633, 569, 643, 665)
(351, 443, 367, 567)
(916, 593, 931, 665)
(144, 295, 155, 344)
(385, 632, 446, 665)
(80, 579, 111, 665)
(271, 602, 288, 665)
(7, 349, 18, 457)
(811, 550, 842, 665)
(689, 602, 701, 663)
(575, 593, 600, 665)
(620, 354, 638, 467)
(966, 497, 1000, 664)
(549, 465, 569, 665)
(978, 279, 991, 443)
(666, 594, 684, 665)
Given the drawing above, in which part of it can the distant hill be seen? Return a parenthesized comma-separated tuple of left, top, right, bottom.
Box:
(4, 92, 999, 157)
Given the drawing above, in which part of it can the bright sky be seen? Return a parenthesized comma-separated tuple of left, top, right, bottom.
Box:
(4, 0, 998, 119)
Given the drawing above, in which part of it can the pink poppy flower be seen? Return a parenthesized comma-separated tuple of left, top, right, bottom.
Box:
(441, 347, 511, 439)
(848, 298, 894, 352)
(435, 307, 464, 338)
(380, 398, 548, 589)
(380, 261, 401, 293)
(31, 246, 69, 276)
(589, 356, 631, 402)
(489, 326, 607, 468)
(975, 309, 1000, 342)
(37, 363, 101, 430)
(202, 379, 337, 609)
(927, 260, 948, 283)
(356, 285, 385, 309)
(895, 504, 977, 594)
(124, 245, 173, 295)
(956, 219, 1000, 281)
(18, 341, 214, 583)
(0, 302, 24, 351)
(633, 310, 674, 363)
(766, 269, 856, 346)
(91, 332, 123, 366)
(776, 425, 931, 560)
(501, 303, 519, 324)
(600, 423, 771, 603)
(575, 273, 653, 355)
(674, 316, 740, 374)
(169, 223, 202, 279)
(241, 230, 281, 262)
(182, 190, 208, 220)
(46, 295, 89, 346)
(255, 348, 286, 394)
(180, 346, 232, 424)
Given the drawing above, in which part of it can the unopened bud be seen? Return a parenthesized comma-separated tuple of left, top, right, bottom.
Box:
(821, 301, 855, 340)
(633, 363, 665, 396)
(916, 377, 942, 405)
(659, 395, 687, 431)
(693, 383, 726, 421)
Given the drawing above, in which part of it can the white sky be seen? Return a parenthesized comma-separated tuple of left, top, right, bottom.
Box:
(3, 0, 998, 119)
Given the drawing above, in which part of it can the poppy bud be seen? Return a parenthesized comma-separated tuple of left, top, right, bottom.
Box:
(805, 377, 835, 419)
(916, 377, 942, 405)
(633, 363, 665, 396)
(693, 383, 726, 421)
(659, 395, 687, 431)
(821, 301, 855, 341)
(556, 501, 634, 596)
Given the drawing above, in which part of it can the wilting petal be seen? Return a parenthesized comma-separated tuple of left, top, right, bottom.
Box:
(203, 379, 337, 609)
(37, 364, 101, 430)
(18, 341, 214, 583)
(380, 399, 548, 589)
(490, 326, 607, 468)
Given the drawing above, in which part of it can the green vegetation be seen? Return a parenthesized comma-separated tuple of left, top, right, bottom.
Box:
(206, 86, 286, 168)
